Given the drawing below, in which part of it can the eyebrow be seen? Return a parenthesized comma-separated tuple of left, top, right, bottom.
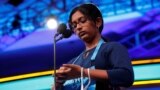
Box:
(71, 16, 85, 23)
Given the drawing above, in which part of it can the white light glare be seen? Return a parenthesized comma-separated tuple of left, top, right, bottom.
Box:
(46, 18, 58, 30)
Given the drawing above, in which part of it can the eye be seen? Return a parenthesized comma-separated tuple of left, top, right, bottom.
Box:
(71, 23, 77, 29)
(80, 17, 87, 23)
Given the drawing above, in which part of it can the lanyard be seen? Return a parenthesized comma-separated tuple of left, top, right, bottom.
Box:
(69, 39, 104, 90)
(72, 38, 104, 64)
(91, 39, 104, 61)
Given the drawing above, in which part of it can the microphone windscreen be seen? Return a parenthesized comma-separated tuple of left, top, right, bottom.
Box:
(63, 29, 72, 38)
(57, 23, 67, 34)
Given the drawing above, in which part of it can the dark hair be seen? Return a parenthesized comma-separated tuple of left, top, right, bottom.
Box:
(68, 3, 104, 33)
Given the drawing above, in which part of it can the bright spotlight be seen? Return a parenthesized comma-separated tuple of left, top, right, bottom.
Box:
(46, 17, 58, 30)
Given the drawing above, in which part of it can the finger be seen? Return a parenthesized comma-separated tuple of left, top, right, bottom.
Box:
(56, 74, 65, 77)
(56, 71, 66, 76)
(63, 64, 77, 68)
(56, 79, 65, 83)
(57, 69, 65, 73)
(63, 68, 71, 73)
(59, 66, 66, 70)
(56, 74, 67, 79)
(59, 66, 70, 72)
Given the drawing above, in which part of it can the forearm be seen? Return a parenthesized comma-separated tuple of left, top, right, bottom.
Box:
(83, 68, 108, 80)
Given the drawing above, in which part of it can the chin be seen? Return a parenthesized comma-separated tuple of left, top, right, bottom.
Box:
(81, 37, 91, 42)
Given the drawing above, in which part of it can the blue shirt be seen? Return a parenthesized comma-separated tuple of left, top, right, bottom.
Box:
(64, 42, 134, 90)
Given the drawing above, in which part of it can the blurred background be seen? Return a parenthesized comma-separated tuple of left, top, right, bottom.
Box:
(0, 0, 160, 90)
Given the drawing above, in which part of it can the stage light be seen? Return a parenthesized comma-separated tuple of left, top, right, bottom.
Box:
(45, 17, 58, 30)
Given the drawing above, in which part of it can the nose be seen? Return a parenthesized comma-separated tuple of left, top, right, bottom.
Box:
(74, 24, 82, 35)
(76, 23, 82, 31)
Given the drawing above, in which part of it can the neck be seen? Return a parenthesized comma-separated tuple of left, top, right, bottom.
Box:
(85, 34, 101, 51)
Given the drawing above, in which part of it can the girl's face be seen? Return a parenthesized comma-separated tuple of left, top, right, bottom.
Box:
(71, 11, 100, 42)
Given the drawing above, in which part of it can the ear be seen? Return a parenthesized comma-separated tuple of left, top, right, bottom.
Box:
(95, 17, 102, 28)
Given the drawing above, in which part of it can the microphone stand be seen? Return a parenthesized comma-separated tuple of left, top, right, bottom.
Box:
(53, 34, 63, 90)
(53, 34, 57, 90)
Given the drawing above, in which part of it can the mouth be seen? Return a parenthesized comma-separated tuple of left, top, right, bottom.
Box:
(79, 31, 86, 37)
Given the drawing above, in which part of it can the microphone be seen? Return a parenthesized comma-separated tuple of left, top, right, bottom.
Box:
(53, 23, 72, 89)
(62, 29, 72, 38)
(56, 23, 72, 38)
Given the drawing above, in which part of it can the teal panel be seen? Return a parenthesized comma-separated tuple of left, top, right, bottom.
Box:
(134, 64, 160, 81)
(0, 76, 54, 90)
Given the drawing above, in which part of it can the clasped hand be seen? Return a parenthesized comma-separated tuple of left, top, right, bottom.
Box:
(52, 64, 82, 90)
(56, 64, 82, 80)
